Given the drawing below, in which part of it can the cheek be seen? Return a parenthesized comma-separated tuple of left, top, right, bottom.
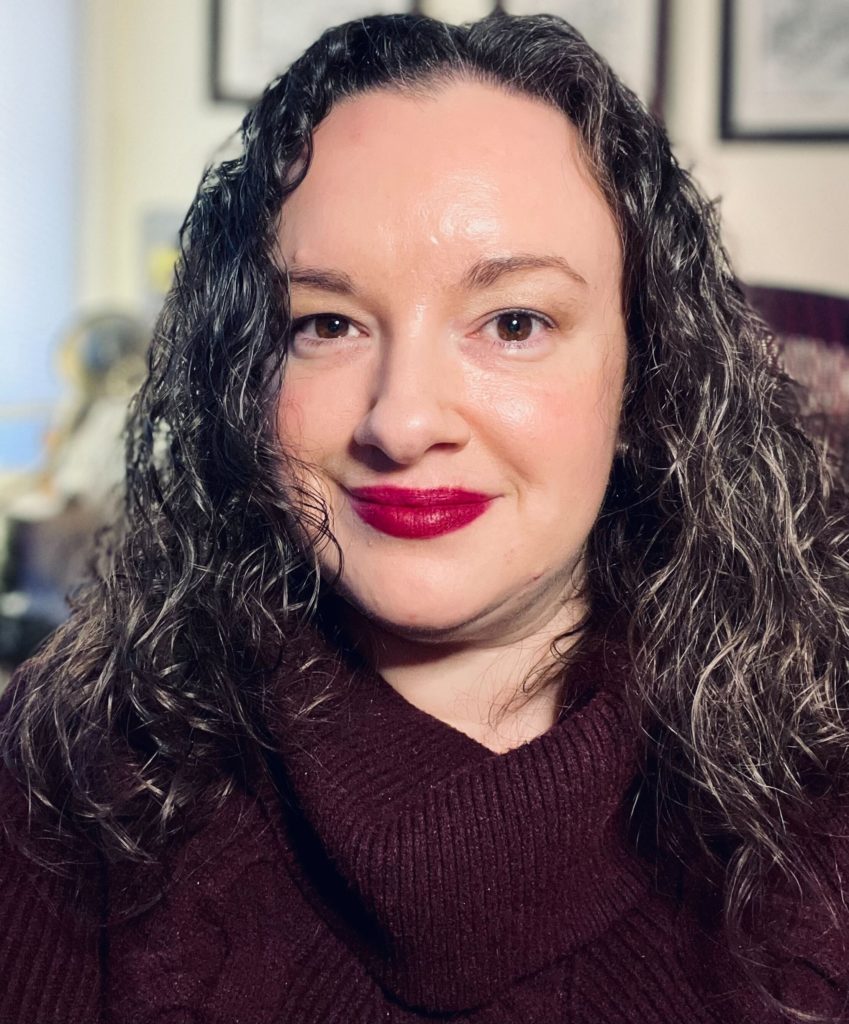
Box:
(489, 365, 623, 495)
(277, 374, 349, 458)
(276, 389, 306, 450)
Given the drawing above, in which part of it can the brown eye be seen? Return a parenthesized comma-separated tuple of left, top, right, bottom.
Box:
(495, 312, 534, 343)
(312, 315, 350, 339)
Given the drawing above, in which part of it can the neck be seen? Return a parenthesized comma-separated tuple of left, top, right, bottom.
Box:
(263, 631, 647, 1015)
(330, 595, 586, 754)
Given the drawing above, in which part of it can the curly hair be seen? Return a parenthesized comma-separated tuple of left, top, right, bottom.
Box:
(3, 12, 848, 1020)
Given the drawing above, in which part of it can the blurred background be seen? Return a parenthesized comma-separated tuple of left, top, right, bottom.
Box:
(0, 0, 847, 679)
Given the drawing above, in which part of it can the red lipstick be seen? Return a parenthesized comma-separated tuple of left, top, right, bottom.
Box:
(346, 486, 494, 539)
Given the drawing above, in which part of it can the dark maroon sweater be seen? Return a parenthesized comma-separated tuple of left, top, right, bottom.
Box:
(1, 636, 848, 1023)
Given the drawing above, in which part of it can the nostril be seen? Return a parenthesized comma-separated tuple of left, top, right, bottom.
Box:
(352, 395, 471, 465)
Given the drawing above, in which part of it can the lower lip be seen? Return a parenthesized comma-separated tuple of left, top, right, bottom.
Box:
(348, 497, 493, 539)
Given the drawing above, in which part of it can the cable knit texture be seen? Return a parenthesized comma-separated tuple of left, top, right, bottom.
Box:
(1, 628, 847, 1023)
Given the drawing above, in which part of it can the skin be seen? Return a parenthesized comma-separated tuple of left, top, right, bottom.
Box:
(276, 80, 627, 753)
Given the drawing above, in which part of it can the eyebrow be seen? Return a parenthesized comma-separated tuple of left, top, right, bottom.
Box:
(285, 252, 588, 297)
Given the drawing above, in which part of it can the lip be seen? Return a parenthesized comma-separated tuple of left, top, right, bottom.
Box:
(346, 486, 495, 539)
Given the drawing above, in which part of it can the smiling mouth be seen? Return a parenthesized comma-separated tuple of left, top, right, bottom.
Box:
(346, 487, 494, 539)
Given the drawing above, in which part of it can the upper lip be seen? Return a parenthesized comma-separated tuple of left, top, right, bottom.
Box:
(346, 486, 494, 507)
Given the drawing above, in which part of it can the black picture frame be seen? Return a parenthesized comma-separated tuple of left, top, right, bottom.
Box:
(210, 0, 421, 105)
(720, 0, 849, 142)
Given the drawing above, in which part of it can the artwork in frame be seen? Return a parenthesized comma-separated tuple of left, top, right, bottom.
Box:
(211, 0, 416, 103)
(498, 0, 669, 116)
(720, 0, 849, 141)
(211, 0, 668, 116)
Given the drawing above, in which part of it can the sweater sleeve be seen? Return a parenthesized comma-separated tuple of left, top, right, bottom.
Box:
(0, 672, 104, 1023)
(104, 786, 304, 1024)
(764, 804, 849, 1021)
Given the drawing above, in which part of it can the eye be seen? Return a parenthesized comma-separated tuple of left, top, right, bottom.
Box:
(480, 309, 555, 349)
(290, 314, 363, 348)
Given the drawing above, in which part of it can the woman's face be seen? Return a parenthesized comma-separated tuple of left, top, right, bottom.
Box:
(276, 80, 627, 644)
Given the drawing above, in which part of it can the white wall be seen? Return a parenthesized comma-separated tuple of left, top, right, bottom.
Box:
(0, 1, 79, 466)
(78, 0, 239, 310)
(78, 0, 849, 312)
(665, 0, 849, 296)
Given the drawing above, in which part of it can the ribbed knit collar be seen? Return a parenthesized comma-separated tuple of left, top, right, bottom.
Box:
(264, 625, 653, 1015)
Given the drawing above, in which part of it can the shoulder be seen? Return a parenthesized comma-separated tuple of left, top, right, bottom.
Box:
(0, 674, 104, 1023)
(675, 792, 849, 1021)
(106, 770, 310, 1022)
(758, 795, 849, 1017)
(0, 667, 304, 1022)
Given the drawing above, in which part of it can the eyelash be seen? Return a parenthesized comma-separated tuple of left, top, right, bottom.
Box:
(289, 308, 555, 351)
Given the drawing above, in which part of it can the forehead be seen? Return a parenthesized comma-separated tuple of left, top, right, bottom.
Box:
(277, 80, 621, 292)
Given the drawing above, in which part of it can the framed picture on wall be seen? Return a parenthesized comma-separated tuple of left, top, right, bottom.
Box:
(211, 0, 668, 115)
(211, 0, 415, 103)
(499, 0, 669, 116)
(721, 0, 849, 141)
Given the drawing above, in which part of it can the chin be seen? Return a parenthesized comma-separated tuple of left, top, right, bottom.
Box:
(340, 586, 488, 642)
(376, 615, 477, 642)
(370, 604, 481, 639)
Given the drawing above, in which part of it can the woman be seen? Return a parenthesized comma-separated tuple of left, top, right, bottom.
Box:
(1, 12, 847, 1023)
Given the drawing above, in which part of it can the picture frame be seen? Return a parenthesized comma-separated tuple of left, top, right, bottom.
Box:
(211, 0, 668, 116)
(497, 0, 669, 117)
(720, 0, 849, 141)
(210, 0, 416, 104)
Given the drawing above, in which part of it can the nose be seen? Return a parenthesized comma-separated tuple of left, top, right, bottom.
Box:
(352, 332, 471, 465)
